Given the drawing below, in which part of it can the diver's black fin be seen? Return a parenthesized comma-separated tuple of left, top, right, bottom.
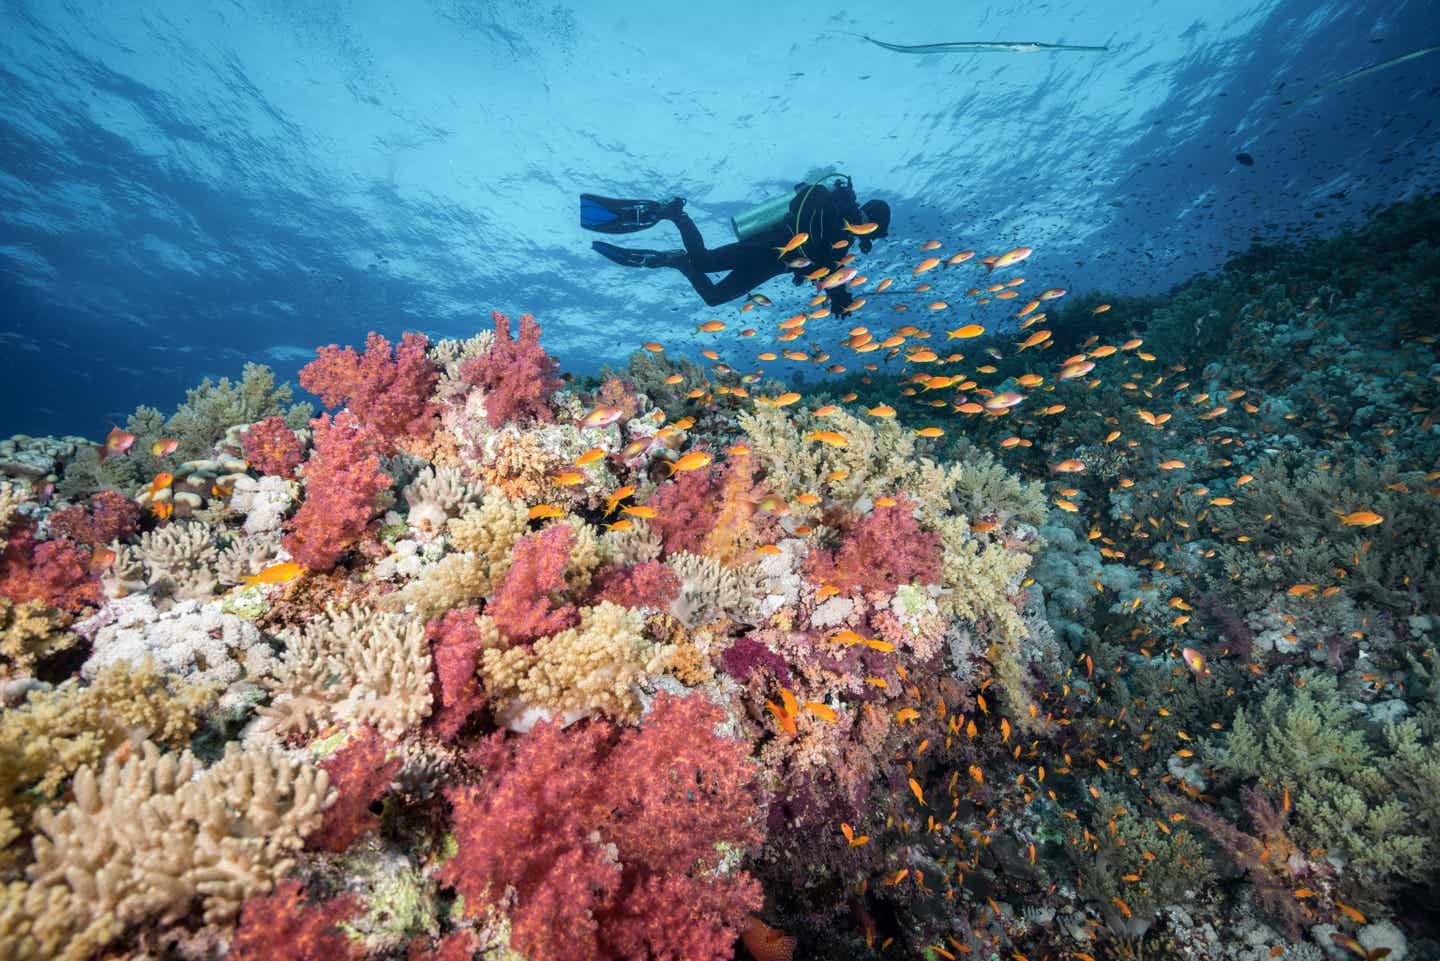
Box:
(580, 194, 668, 234)
(591, 241, 685, 269)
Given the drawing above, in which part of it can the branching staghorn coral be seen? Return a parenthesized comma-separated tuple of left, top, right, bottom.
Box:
(1211, 671, 1433, 891)
(13, 740, 332, 960)
(403, 465, 478, 535)
(667, 551, 764, 628)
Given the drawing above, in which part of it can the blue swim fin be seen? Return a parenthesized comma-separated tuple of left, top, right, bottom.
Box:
(580, 194, 668, 234)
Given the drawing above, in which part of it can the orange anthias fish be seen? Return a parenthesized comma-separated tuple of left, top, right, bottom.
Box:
(806, 430, 849, 447)
(579, 405, 624, 430)
(1181, 646, 1212, 678)
(666, 451, 714, 475)
(985, 245, 1033, 272)
(528, 504, 564, 520)
(147, 472, 174, 497)
(776, 232, 809, 257)
(241, 562, 306, 588)
(1336, 510, 1384, 527)
(98, 426, 137, 462)
(740, 915, 797, 961)
(844, 220, 879, 235)
(149, 437, 179, 458)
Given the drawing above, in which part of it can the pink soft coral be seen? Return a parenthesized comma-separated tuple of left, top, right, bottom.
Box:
(306, 726, 402, 853)
(300, 331, 438, 446)
(229, 879, 363, 961)
(282, 412, 392, 571)
(46, 489, 140, 546)
(804, 494, 941, 596)
(460, 311, 561, 427)
(441, 692, 764, 961)
(590, 560, 680, 609)
(426, 607, 489, 741)
(646, 462, 721, 556)
(486, 523, 578, 644)
(0, 522, 101, 613)
(241, 415, 305, 478)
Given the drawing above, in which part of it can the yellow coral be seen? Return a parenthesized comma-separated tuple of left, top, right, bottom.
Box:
(381, 486, 529, 619)
(0, 660, 217, 867)
(479, 602, 669, 723)
(0, 599, 76, 681)
(932, 515, 1037, 727)
(258, 605, 432, 739)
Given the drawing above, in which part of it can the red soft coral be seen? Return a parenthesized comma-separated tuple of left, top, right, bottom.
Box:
(282, 412, 392, 572)
(486, 523, 578, 644)
(300, 331, 438, 446)
(407, 930, 479, 961)
(441, 692, 763, 961)
(307, 726, 402, 853)
(804, 494, 941, 596)
(460, 311, 561, 427)
(0, 522, 101, 613)
(46, 489, 140, 546)
(590, 560, 680, 609)
(229, 879, 363, 961)
(426, 607, 489, 741)
(241, 415, 305, 479)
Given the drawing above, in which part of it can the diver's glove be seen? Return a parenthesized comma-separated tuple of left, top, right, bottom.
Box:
(792, 273, 805, 286)
(828, 286, 854, 313)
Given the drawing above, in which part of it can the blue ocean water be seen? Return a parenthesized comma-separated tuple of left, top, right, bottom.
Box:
(1, 0, 1437, 438)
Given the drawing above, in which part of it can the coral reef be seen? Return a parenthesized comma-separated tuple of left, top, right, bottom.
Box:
(1, 195, 1437, 961)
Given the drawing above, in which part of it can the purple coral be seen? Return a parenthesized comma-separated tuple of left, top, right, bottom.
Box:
(486, 523, 578, 644)
(721, 636, 792, 686)
(300, 331, 439, 446)
(460, 311, 562, 428)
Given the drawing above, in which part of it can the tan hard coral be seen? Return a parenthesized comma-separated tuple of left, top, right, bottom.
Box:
(11, 740, 331, 960)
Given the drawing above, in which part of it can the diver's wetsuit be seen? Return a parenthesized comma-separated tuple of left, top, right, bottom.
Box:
(667, 181, 867, 312)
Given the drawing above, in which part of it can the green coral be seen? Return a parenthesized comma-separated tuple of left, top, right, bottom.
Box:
(57, 363, 311, 498)
(1065, 785, 1214, 926)
(1212, 672, 1434, 889)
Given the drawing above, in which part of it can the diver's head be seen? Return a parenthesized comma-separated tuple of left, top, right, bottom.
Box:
(858, 199, 890, 253)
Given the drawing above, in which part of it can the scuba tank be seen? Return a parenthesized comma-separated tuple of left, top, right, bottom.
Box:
(731, 167, 850, 241)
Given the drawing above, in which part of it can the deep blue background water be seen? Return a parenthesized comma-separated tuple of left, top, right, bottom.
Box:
(1, 0, 1437, 439)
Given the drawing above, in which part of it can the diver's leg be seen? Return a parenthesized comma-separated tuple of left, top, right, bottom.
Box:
(674, 261, 780, 307)
(669, 212, 760, 273)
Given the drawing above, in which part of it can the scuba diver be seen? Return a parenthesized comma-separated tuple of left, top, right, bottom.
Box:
(580, 171, 890, 314)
